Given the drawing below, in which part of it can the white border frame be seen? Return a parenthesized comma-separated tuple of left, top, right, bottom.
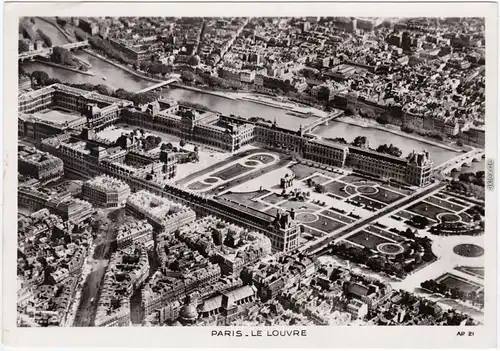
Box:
(3, 1, 498, 349)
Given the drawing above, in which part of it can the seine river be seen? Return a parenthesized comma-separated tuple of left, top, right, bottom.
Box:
(22, 18, 462, 166)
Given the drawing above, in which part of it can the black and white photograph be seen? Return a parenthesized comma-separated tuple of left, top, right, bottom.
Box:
(3, 1, 498, 349)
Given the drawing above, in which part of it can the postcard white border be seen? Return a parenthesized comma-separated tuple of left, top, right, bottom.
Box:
(2, 1, 498, 349)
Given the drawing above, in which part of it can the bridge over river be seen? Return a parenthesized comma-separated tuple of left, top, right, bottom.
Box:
(134, 78, 180, 94)
(302, 109, 344, 133)
(434, 149, 485, 175)
(18, 40, 90, 61)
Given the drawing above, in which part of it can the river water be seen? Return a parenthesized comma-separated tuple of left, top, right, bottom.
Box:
(23, 18, 459, 166)
(313, 123, 458, 166)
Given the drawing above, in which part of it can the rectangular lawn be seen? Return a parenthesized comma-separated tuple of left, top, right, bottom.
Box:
(339, 174, 369, 184)
(323, 181, 350, 198)
(436, 273, 483, 293)
(220, 190, 271, 211)
(425, 196, 465, 212)
(320, 209, 355, 224)
(365, 226, 406, 242)
(305, 215, 345, 233)
(407, 201, 449, 221)
(261, 193, 286, 205)
(186, 181, 211, 191)
(455, 266, 484, 279)
(345, 230, 392, 250)
(289, 163, 338, 180)
(310, 174, 331, 185)
(212, 163, 250, 181)
(350, 195, 386, 210)
(364, 187, 406, 204)
(280, 200, 321, 213)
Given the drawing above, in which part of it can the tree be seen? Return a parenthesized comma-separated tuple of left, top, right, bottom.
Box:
(376, 143, 403, 157)
(316, 86, 331, 101)
(36, 29, 52, 47)
(51, 46, 75, 66)
(181, 71, 195, 83)
(315, 184, 326, 193)
(367, 256, 386, 272)
(194, 145, 199, 153)
(352, 136, 369, 148)
(131, 91, 159, 106)
(96, 84, 114, 96)
(188, 55, 201, 66)
(74, 28, 88, 41)
(345, 105, 356, 116)
(376, 115, 390, 125)
(31, 70, 50, 86)
(166, 142, 173, 150)
(160, 143, 168, 151)
(179, 139, 186, 148)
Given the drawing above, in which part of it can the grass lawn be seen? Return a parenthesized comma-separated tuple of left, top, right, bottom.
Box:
(310, 174, 331, 185)
(459, 212, 474, 223)
(289, 163, 338, 180)
(445, 196, 471, 207)
(295, 212, 319, 223)
(212, 163, 251, 180)
(345, 230, 392, 250)
(320, 209, 355, 224)
(220, 190, 271, 211)
(339, 174, 370, 184)
(455, 266, 484, 279)
(365, 226, 406, 242)
(364, 187, 406, 204)
(381, 184, 414, 196)
(187, 181, 211, 191)
(323, 181, 350, 198)
(350, 195, 386, 210)
(407, 201, 449, 221)
(261, 193, 285, 205)
(305, 214, 346, 233)
(425, 196, 465, 212)
(249, 154, 275, 164)
(436, 273, 483, 293)
(280, 200, 321, 213)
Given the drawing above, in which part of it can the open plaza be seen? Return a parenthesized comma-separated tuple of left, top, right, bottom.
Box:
(193, 151, 486, 319)
(97, 124, 243, 182)
(34, 107, 84, 125)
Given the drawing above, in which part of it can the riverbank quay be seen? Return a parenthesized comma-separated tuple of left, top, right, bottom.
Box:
(82, 49, 164, 83)
(34, 59, 95, 76)
(37, 17, 73, 42)
(332, 116, 462, 153)
(169, 83, 236, 100)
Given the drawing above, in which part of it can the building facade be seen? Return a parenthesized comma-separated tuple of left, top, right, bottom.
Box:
(82, 175, 131, 208)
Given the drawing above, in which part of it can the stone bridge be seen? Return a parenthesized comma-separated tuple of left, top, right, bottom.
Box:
(18, 40, 89, 61)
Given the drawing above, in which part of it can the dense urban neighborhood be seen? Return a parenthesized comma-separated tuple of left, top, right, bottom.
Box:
(17, 16, 485, 327)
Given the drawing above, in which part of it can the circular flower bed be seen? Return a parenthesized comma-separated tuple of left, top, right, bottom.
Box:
(244, 160, 260, 167)
(356, 185, 379, 195)
(438, 213, 462, 223)
(295, 213, 319, 224)
(204, 177, 219, 184)
(453, 244, 484, 258)
(377, 243, 405, 255)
